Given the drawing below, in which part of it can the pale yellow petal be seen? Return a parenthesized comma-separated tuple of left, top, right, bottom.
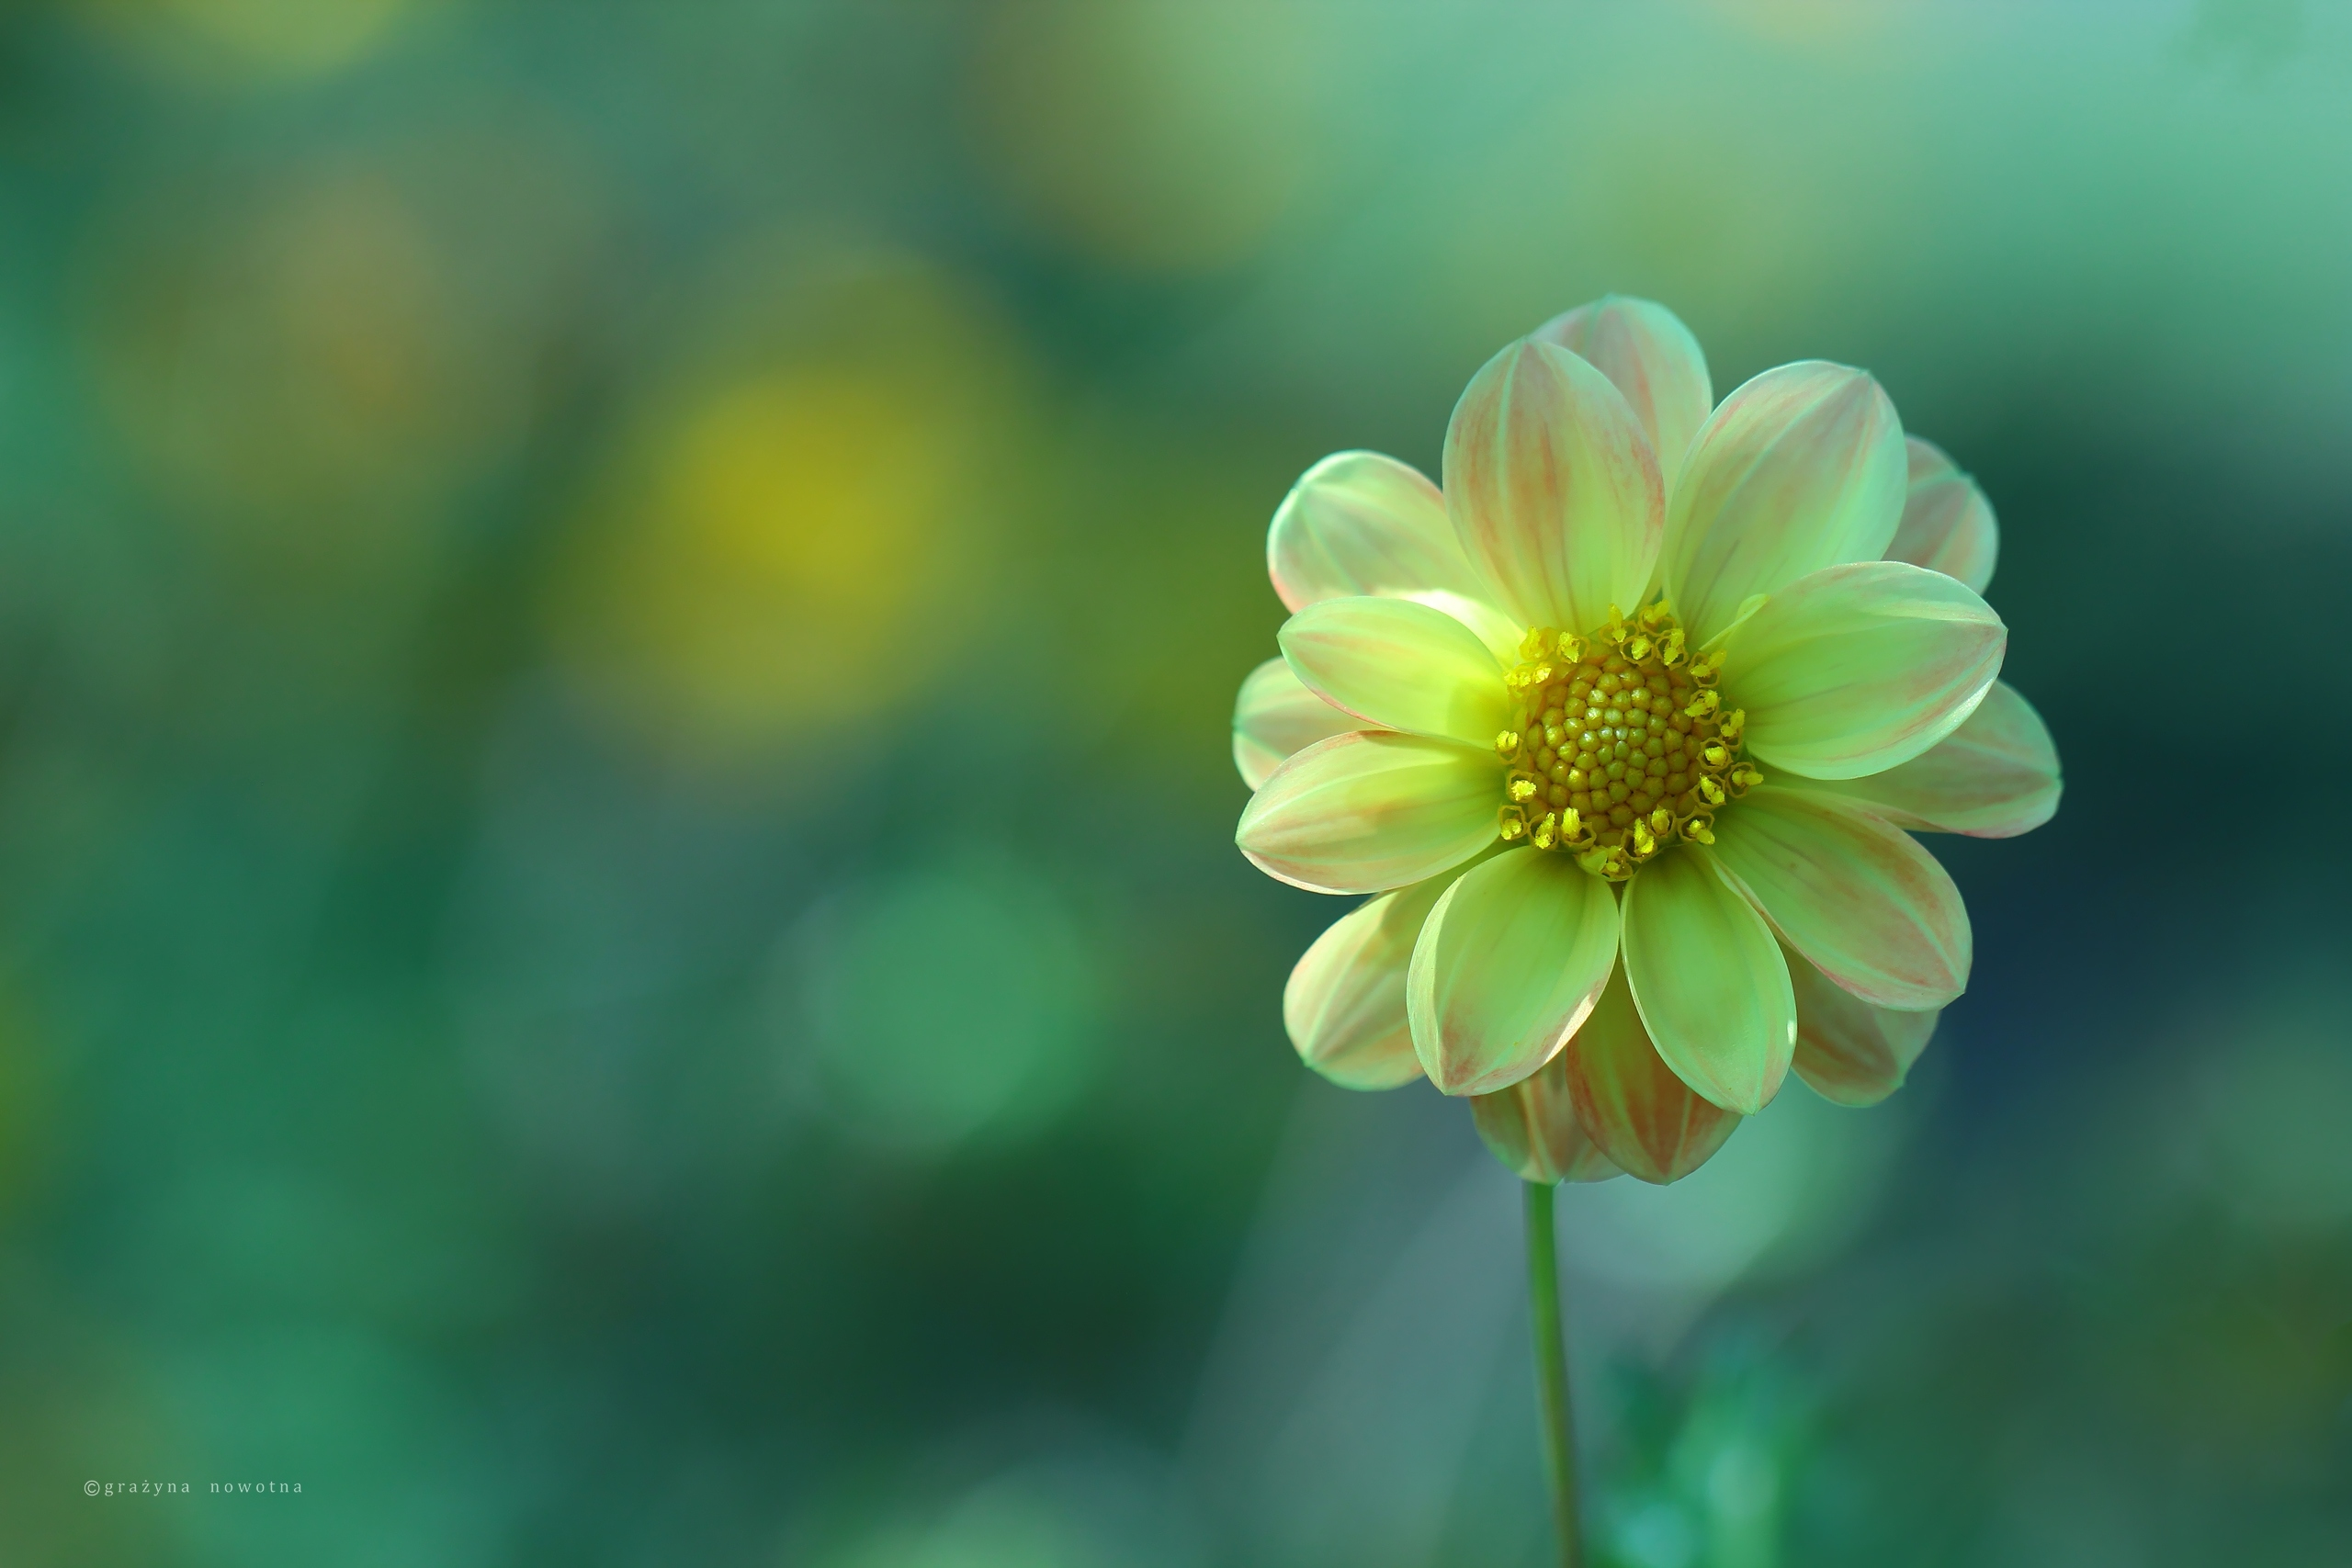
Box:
(1775, 680, 2060, 838)
(1471, 1052, 1624, 1185)
(1787, 947, 1939, 1107)
(1236, 731, 1499, 895)
(1405, 847, 1620, 1097)
(1442, 338, 1663, 635)
(1278, 596, 1510, 748)
(1619, 848, 1794, 1115)
(1885, 437, 1998, 595)
(1662, 361, 1907, 645)
(1532, 295, 1713, 486)
(1561, 963, 1740, 1184)
(1267, 449, 1490, 610)
(1233, 656, 1360, 790)
(1284, 872, 1465, 1090)
(1709, 786, 1971, 1011)
(1725, 560, 2005, 781)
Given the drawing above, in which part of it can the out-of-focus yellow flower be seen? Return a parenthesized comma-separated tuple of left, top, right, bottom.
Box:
(546, 246, 1023, 761)
(1236, 297, 2059, 1184)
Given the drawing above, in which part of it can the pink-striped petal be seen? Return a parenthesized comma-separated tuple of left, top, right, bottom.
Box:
(1267, 450, 1492, 611)
(1776, 680, 2060, 838)
(1562, 963, 1741, 1184)
(1885, 437, 1998, 594)
(1442, 338, 1663, 636)
(1532, 295, 1714, 486)
(1470, 1052, 1623, 1184)
(1620, 848, 1794, 1115)
(1724, 560, 2006, 781)
(1662, 362, 1907, 646)
(1709, 787, 1971, 1011)
(1405, 847, 1620, 1096)
(1233, 657, 1361, 790)
(1284, 871, 1466, 1090)
(1278, 596, 1510, 748)
(1787, 948, 1939, 1107)
(1237, 731, 1500, 896)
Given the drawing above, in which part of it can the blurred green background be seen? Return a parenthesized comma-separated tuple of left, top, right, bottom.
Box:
(1, 1, 2348, 1563)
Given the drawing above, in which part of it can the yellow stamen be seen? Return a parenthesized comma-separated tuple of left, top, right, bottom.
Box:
(1490, 604, 1756, 882)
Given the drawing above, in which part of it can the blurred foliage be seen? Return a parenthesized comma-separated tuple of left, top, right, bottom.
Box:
(0, 1, 2347, 1563)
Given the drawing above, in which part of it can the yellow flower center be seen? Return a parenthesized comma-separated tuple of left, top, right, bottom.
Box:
(1492, 603, 1761, 881)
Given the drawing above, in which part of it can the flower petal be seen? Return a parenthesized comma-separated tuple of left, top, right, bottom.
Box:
(1620, 848, 1794, 1115)
(1405, 848, 1620, 1096)
(1470, 1051, 1623, 1184)
(1268, 450, 1491, 611)
(1787, 947, 1939, 1107)
(1233, 657, 1361, 790)
(1885, 437, 1998, 594)
(1561, 963, 1740, 1184)
(1725, 559, 2006, 781)
(1284, 871, 1464, 1090)
(1532, 295, 1714, 486)
(1709, 786, 1972, 1011)
(1662, 362, 1908, 646)
(1278, 596, 1510, 748)
(1442, 338, 1664, 636)
(1237, 731, 1500, 895)
(1775, 680, 2061, 838)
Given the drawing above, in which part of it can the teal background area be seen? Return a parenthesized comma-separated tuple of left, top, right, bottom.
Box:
(0, 2, 2347, 1563)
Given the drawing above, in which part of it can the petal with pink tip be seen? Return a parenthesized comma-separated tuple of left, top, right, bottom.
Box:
(1775, 680, 2060, 838)
(1885, 437, 1998, 594)
(1709, 787, 1971, 1011)
(1620, 849, 1794, 1115)
(1725, 560, 2006, 781)
(1237, 731, 1499, 895)
(1471, 1051, 1623, 1184)
(1442, 339, 1664, 636)
(1786, 947, 1939, 1107)
(1405, 847, 1620, 1097)
(1562, 963, 1741, 1184)
(1278, 596, 1510, 748)
(1533, 295, 1714, 487)
(1267, 450, 1491, 610)
(1283, 870, 1467, 1090)
(1662, 361, 1907, 645)
(1233, 657, 1362, 790)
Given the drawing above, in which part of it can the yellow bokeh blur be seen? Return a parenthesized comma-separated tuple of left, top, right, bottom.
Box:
(80, 0, 423, 81)
(966, 0, 1328, 274)
(546, 245, 1028, 761)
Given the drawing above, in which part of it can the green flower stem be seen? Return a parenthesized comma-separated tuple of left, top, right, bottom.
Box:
(1525, 1179, 1582, 1568)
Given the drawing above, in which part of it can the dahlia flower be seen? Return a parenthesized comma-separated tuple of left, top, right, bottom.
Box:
(1233, 297, 2059, 1185)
